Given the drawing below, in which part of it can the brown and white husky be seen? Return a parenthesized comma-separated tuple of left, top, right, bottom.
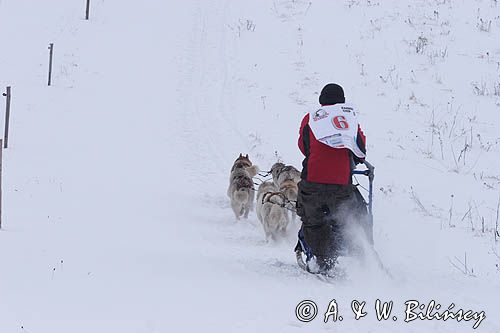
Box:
(227, 154, 259, 220)
(270, 162, 301, 222)
(256, 181, 289, 241)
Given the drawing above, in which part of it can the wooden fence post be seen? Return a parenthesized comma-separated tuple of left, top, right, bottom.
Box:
(85, 0, 91, 20)
(48, 43, 54, 86)
(2, 87, 10, 149)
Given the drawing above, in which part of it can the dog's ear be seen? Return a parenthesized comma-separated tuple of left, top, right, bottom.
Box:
(245, 154, 248, 158)
(239, 153, 243, 157)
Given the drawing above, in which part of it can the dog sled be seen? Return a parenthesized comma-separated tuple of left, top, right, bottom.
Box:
(294, 160, 386, 276)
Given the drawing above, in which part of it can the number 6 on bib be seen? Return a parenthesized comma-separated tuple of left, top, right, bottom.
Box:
(308, 104, 365, 158)
(332, 115, 349, 130)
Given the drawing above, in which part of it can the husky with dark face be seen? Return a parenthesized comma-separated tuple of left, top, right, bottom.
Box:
(227, 154, 259, 220)
(270, 162, 301, 222)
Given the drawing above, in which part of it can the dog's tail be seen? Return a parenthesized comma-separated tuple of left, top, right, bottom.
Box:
(246, 165, 259, 178)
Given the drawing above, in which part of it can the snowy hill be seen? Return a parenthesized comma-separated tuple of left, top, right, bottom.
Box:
(0, 0, 499, 332)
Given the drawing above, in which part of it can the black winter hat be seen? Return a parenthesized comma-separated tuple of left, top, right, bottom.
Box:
(319, 83, 345, 105)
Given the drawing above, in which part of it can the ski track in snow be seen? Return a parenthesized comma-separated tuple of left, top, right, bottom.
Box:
(0, 0, 499, 332)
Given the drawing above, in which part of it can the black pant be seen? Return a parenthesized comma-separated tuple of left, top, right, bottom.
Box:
(296, 180, 371, 271)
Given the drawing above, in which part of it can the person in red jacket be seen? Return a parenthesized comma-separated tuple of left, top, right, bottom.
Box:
(295, 83, 370, 274)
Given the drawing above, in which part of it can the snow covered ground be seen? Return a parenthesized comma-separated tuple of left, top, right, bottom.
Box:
(0, 0, 499, 332)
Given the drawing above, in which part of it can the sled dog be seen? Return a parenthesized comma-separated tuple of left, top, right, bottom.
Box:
(256, 181, 289, 241)
(270, 162, 301, 221)
(227, 154, 259, 220)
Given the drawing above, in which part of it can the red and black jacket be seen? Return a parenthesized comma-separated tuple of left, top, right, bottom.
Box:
(298, 108, 366, 185)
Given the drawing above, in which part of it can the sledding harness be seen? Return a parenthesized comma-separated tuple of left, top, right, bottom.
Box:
(261, 191, 297, 212)
(257, 170, 272, 177)
(261, 191, 285, 204)
(258, 164, 299, 178)
(295, 160, 375, 273)
(234, 174, 254, 191)
(253, 164, 299, 211)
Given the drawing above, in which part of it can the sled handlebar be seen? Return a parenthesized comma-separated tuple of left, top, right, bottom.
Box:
(352, 160, 375, 181)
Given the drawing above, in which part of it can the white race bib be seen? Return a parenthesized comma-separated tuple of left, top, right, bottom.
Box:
(308, 104, 366, 158)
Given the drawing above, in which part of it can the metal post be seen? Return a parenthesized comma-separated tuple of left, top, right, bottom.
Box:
(3, 87, 10, 149)
(48, 43, 54, 86)
(352, 160, 375, 216)
(352, 160, 375, 244)
(362, 160, 375, 216)
(0, 139, 3, 229)
(85, 0, 91, 20)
